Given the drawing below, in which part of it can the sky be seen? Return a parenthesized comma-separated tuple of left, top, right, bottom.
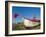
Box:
(12, 6, 40, 24)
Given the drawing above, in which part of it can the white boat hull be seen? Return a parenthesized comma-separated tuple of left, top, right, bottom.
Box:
(24, 19, 40, 27)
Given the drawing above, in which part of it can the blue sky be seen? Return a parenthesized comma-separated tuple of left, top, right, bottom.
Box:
(12, 6, 40, 23)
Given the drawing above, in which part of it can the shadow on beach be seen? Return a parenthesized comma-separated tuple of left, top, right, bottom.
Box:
(12, 22, 40, 30)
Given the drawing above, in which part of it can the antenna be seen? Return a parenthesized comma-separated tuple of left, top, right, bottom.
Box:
(31, 12, 36, 19)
